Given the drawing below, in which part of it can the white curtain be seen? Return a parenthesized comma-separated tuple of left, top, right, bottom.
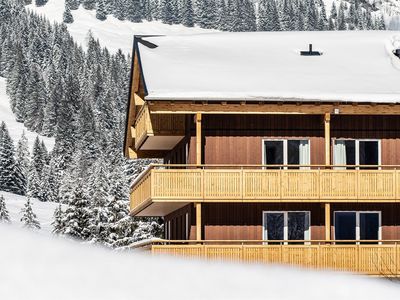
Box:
(299, 140, 310, 169)
(334, 140, 347, 169)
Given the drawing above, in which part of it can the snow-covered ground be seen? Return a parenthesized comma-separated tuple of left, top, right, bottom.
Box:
(0, 77, 55, 151)
(27, 0, 213, 54)
(0, 225, 399, 300)
(1, 191, 58, 234)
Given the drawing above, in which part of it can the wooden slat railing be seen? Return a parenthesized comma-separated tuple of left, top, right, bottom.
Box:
(130, 239, 400, 276)
(130, 165, 400, 212)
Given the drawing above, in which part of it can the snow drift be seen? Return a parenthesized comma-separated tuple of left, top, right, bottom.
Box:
(1, 225, 400, 300)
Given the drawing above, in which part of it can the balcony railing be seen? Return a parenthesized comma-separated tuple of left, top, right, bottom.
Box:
(130, 164, 400, 214)
(132, 239, 400, 276)
(134, 105, 185, 150)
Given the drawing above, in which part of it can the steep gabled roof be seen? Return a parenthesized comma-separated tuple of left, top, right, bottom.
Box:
(137, 31, 400, 103)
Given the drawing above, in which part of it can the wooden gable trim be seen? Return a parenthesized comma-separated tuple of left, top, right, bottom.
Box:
(124, 37, 149, 158)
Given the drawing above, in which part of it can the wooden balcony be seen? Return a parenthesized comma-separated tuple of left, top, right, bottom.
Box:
(136, 240, 400, 277)
(130, 165, 400, 216)
(134, 105, 185, 150)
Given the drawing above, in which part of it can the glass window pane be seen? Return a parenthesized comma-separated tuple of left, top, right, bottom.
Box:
(335, 212, 356, 240)
(359, 141, 379, 169)
(287, 140, 300, 165)
(265, 141, 284, 167)
(360, 213, 379, 241)
(288, 212, 309, 240)
(266, 213, 284, 240)
(345, 140, 356, 169)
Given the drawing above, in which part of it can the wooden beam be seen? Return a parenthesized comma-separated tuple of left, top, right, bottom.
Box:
(325, 203, 331, 241)
(148, 102, 400, 115)
(196, 203, 202, 241)
(196, 113, 202, 165)
(324, 113, 331, 166)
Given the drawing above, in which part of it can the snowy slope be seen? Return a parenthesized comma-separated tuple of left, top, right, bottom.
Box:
(1, 191, 58, 234)
(27, 0, 213, 54)
(0, 77, 55, 151)
(1, 226, 400, 300)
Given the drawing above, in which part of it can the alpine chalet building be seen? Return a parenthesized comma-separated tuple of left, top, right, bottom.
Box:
(124, 31, 400, 276)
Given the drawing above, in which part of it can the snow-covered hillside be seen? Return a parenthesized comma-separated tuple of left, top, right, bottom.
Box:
(0, 225, 399, 300)
(27, 0, 212, 54)
(0, 77, 54, 150)
(1, 191, 58, 234)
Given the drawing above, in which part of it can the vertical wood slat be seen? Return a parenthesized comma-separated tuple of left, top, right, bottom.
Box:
(151, 244, 400, 276)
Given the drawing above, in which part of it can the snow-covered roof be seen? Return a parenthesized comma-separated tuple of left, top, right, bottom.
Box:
(137, 31, 400, 103)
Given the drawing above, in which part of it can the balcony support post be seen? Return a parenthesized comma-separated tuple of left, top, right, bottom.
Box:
(196, 113, 202, 165)
(324, 113, 331, 166)
(325, 202, 331, 241)
(195, 202, 202, 241)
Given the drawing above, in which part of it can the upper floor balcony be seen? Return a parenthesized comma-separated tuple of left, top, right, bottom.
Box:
(130, 164, 400, 216)
(134, 105, 185, 151)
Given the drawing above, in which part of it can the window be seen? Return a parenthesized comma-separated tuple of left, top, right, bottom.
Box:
(263, 139, 310, 169)
(263, 211, 310, 243)
(333, 139, 380, 169)
(334, 211, 381, 243)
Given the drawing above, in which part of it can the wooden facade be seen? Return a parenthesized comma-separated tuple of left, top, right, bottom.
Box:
(124, 40, 400, 276)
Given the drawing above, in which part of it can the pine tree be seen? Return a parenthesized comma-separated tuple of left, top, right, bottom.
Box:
(24, 64, 46, 133)
(318, 3, 328, 30)
(0, 122, 18, 193)
(96, 0, 107, 21)
(83, 0, 96, 10)
(63, 2, 74, 24)
(20, 198, 41, 229)
(66, 0, 80, 10)
(15, 132, 30, 196)
(52, 204, 64, 234)
(258, 0, 281, 31)
(61, 181, 91, 240)
(6, 46, 27, 122)
(337, 2, 346, 30)
(181, 0, 194, 27)
(0, 195, 10, 223)
(88, 160, 111, 243)
(127, 0, 143, 23)
(35, 0, 47, 7)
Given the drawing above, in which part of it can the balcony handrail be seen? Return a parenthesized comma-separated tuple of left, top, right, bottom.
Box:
(129, 239, 400, 249)
(147, 164, 399, 169)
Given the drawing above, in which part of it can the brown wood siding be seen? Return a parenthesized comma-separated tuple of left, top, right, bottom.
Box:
(177, 114, 400, 166)
(164, 204, 195, 240)
(200, 114, 325, 165)
(165, 203, 400, 241)
(203, 203, 325, 240)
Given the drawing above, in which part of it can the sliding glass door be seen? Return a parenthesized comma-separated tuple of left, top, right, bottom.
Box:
(334, 211, 381, 243)
(264, 139, 310, 169)
(333, 139, 380, 169)
(263, 211, 310, 243)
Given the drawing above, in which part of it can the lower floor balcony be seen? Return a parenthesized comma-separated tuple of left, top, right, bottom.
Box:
(135, 240, 400, 277)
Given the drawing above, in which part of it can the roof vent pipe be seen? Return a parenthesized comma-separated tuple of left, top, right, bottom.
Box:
(300, 44, 322, 56)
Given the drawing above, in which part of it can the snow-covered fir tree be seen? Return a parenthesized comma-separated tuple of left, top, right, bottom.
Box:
(20, 197, 41, 229)
(63, 1, 74, 24)
(0, 195, 11, 223)
(52, 204, 64, 234)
